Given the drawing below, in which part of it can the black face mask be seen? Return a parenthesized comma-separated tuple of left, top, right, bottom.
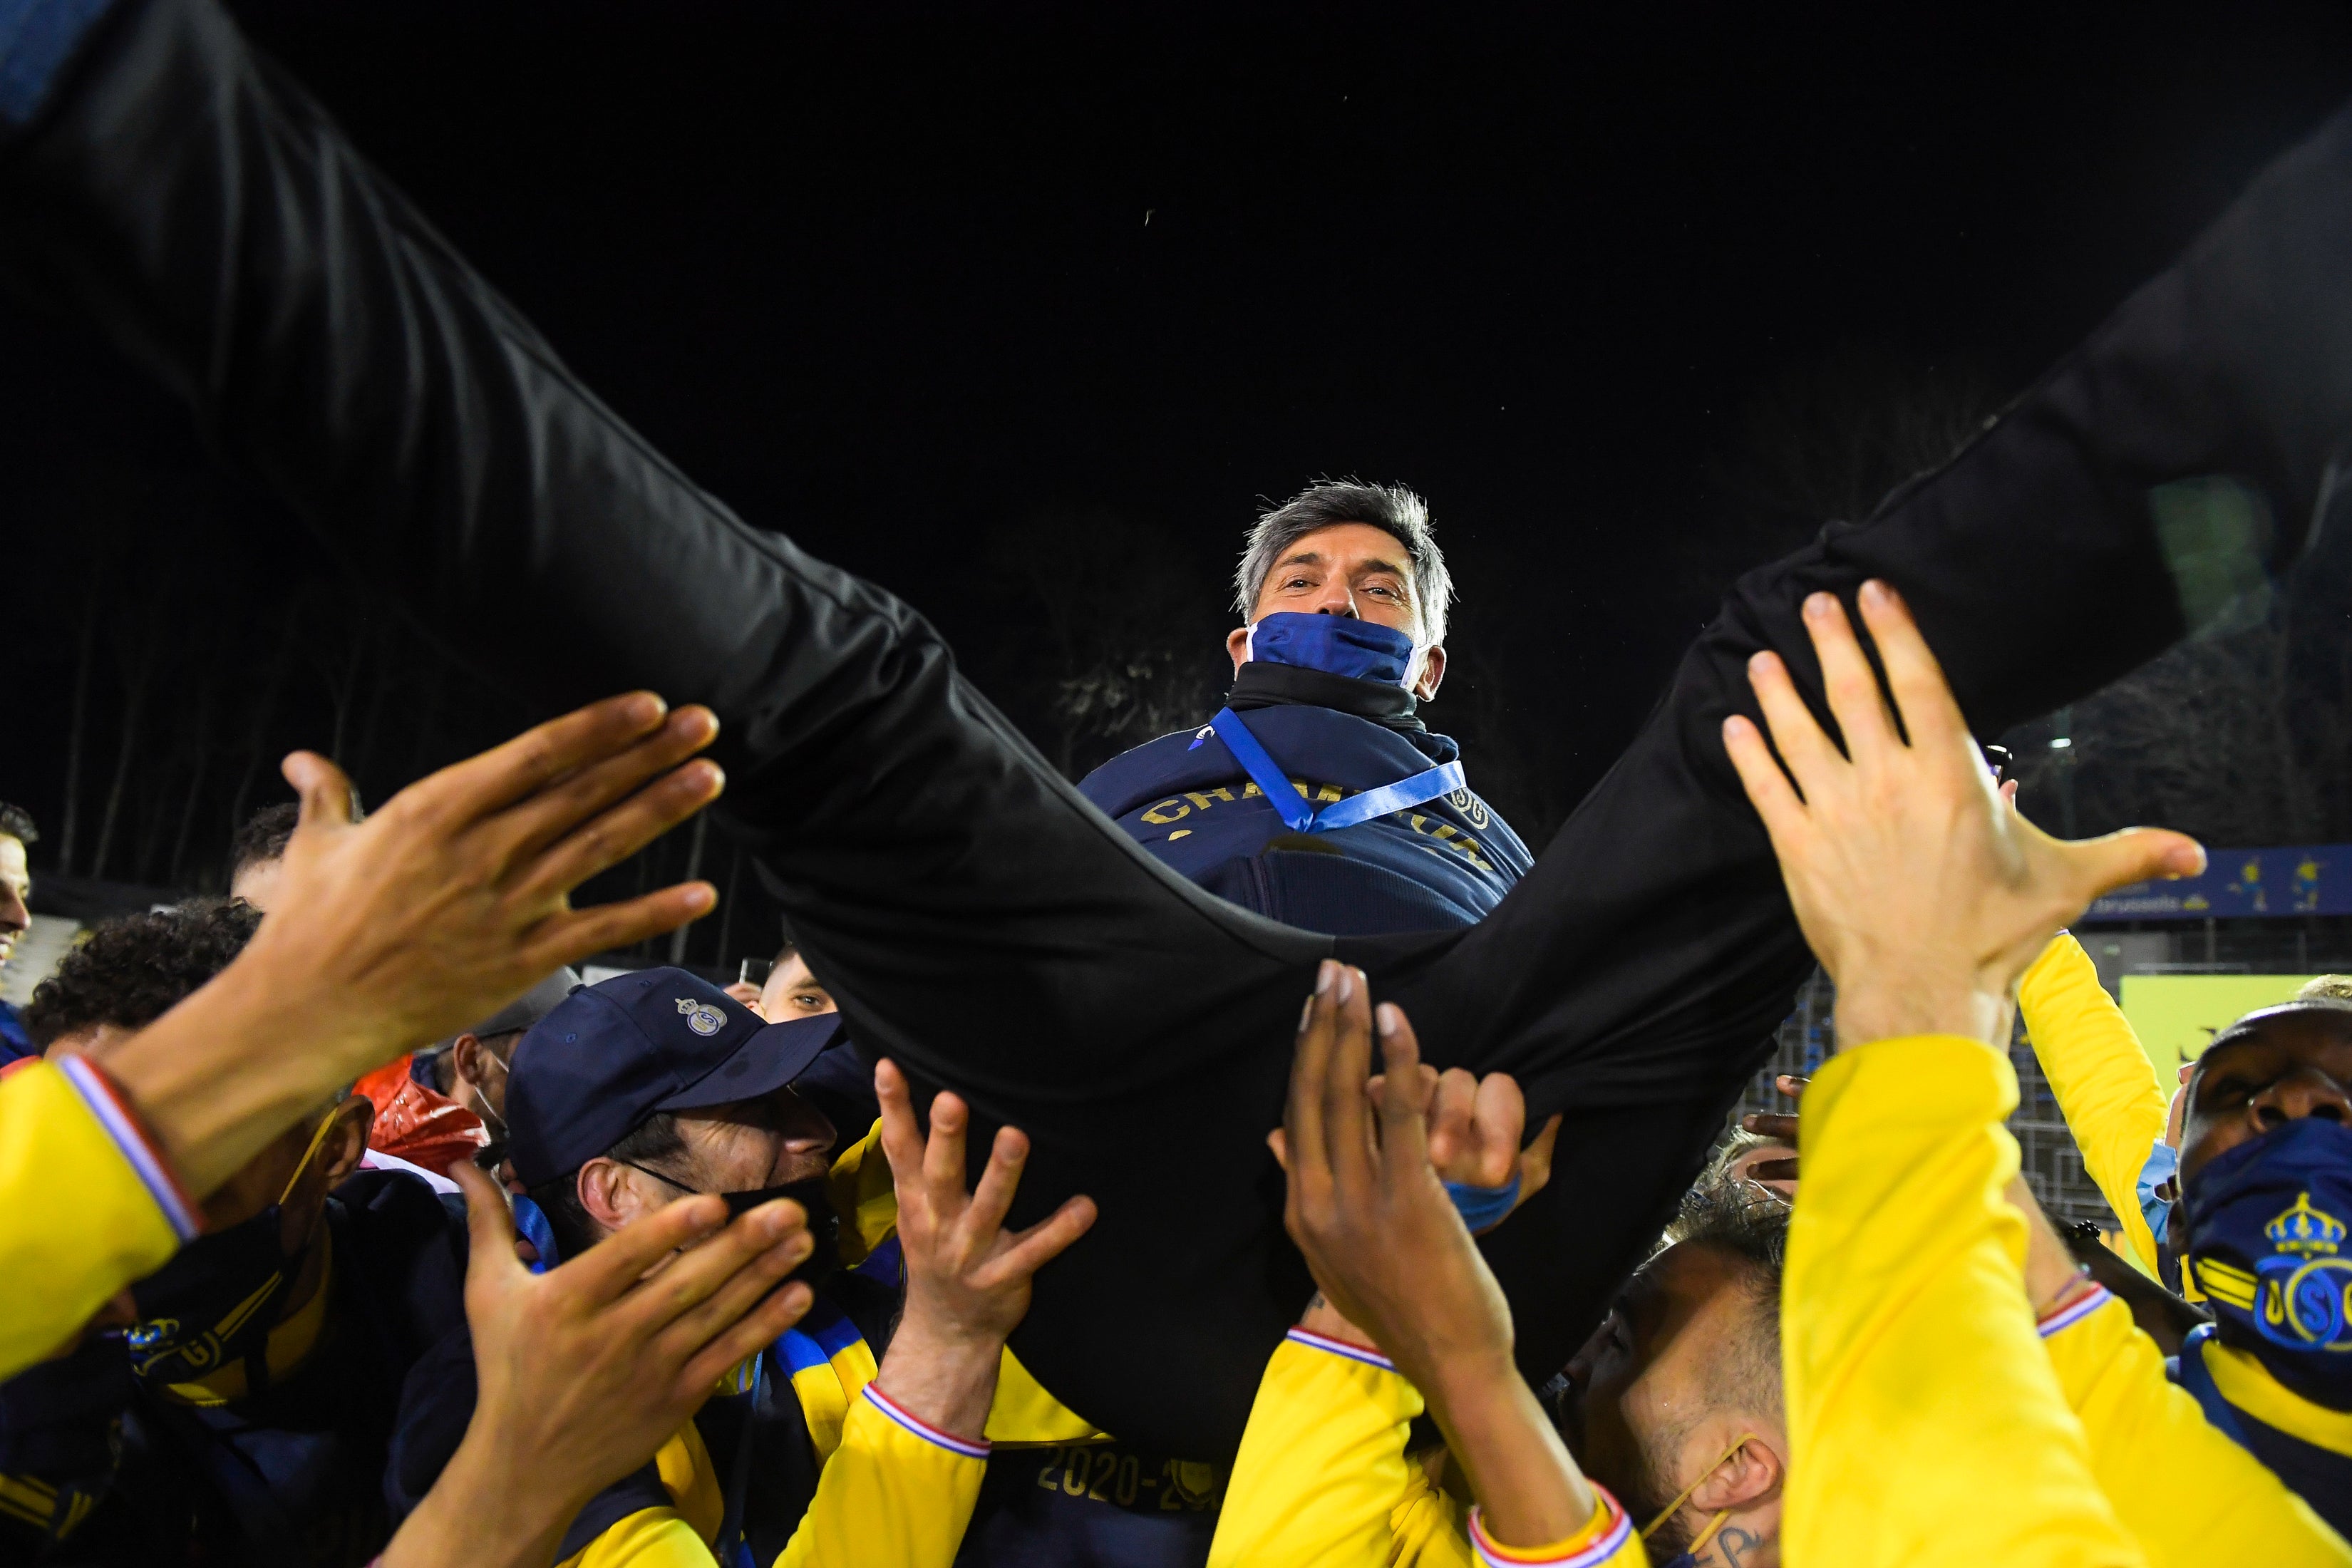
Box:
(125, 1204, 296, 1384)
(722, 1175, 842, 1287)
(620, 1162, 842, 1286)
(125, 1112, 340, 1388)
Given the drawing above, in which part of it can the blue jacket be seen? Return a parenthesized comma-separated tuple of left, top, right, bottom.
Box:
(1078, 676, 1531, 936)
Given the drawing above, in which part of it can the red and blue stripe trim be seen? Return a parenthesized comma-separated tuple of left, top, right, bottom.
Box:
(1468, 1486, 1632, 1566)
(58, 1055, 201, 1241)
(1286, 1326, 1395, 1371)
(2036, 1283, 2115, 1339)
(862, 1385, 991, 1459)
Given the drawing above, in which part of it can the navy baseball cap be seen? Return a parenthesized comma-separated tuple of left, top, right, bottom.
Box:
(505, 966, 846, 1188)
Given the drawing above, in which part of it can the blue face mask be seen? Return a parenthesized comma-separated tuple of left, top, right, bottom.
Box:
(2137, 1142, 2180, 1245)
(2182, 1116, 2352, 1404)
(1245, 612, 1417, 688)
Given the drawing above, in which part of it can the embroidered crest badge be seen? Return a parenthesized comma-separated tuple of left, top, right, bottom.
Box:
(675, 997, 726, 1037)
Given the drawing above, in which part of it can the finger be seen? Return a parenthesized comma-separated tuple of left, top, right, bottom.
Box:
(403, 693, 671, 826)
(1468, 1072, 1527, 1187)
(1285, 962, 1343, 1189)
(1853, 580, 1966, 753)
(680, 1281, 815, 1396)
(1741, 1112, 1800, 1142)
(923, 1090, 972, 1221)
(964, 1125, 1029, 1239)
(989, 1195, 1098, 1281)
(1372, 1002, 1433, 1175)
(1744, 646, 1845, 796)
(1324, 968, 1378, 1190)
(1266, 1128, 1289, 1171)
(282, 751, 358, 834)
(1774, 1074, 1808, 1101)
(1517, 1113, 1563, 1203)
(619, 1200, 813, 1336)
(1425, 1068, 1478, 1175)
(494, 706, 721, 874)
(1722, 713, 1808, 848)
(451, 1161, 523, 1294)
(1801, 591, 1899, 762)
(522, 883, 719, 974)
(874, 1060, 929, 1195)
(557, 1190, 732, 1306)
(2000, 778, 2020, 807)
(511, 758, 727, 902)
(655, 1227, 811, 1365)
(1750, 1157, 1800, 1183)
(2051, 822, 2207, 909)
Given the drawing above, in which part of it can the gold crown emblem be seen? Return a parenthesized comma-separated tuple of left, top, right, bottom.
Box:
(2266, 1191, 2346, 1258)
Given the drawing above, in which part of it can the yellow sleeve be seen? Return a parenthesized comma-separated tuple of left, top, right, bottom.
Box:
(557, 1423, 728, 1568)
(2017, 933, 2170, 1274)
(1784, 1034, 2142, 1568)
(824, 1118, 899, 1266)
(771, 1386, 988, 1568)
(0, 1059, 190, 1379)
(557, 1509, 716, 1568)
(1209, 1331, 1424, 1567)
(2041, 1292, 2351, 1564)
(1208, 1332, 1642, 1568)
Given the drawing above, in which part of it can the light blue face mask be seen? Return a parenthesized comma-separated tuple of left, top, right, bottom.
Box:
(2137, 1142, 2180, 1244)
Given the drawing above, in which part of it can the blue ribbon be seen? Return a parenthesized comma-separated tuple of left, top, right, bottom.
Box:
(1192, 707, 1465, 835)
(1445, 1173, 1521, 1232)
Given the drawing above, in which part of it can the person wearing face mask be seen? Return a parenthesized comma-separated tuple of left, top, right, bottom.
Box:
(0, 901, 475, 1565)
(1077, 483, 1532, 937)
(2166, 1000, 2352, 1536)
(429, 966, 582, 1165)
(393, 966, 1096, 1568)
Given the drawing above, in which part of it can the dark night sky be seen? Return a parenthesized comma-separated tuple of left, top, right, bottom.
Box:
(9, 1, 2352, 922)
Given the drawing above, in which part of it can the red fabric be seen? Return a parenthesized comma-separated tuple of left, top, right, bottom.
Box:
(354, 1056, 488, 1177)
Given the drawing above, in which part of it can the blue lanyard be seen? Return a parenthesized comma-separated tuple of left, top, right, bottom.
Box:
(1192, 708, 1466, 834)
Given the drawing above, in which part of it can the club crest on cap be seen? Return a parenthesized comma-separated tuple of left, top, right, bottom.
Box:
(675, 997, 726, 1037)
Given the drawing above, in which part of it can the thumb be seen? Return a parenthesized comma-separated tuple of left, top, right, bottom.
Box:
(2059, 825, 2207, 907)
(451, 1161, 523, 1294)
(281, 751, 357, 834)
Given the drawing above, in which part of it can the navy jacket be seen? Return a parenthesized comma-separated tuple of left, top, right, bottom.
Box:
(0, 1172, 469, 1567)
(1078, 667, 1531, 935)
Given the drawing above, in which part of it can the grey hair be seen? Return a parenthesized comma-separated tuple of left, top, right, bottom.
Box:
(1232, 480, 1454, 646)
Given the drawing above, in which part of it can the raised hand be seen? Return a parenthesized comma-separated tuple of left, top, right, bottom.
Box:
(1721, 582, 2203, 1048)
(386, 1163, 813, 1568)
(871, 1059, 1097, 1440)
(1272, 961, 1599, 1550)
(93, 692, 725, 1196)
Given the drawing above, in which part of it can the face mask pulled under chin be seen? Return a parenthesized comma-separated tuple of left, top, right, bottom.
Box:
(720, 1174, 843, 1287)
(2182, 1115, 2352, 1404)
(1245, 611, 1419, 688)
(125, 1112, 341, 1385)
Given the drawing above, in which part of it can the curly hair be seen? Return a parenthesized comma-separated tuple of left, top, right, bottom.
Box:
(23, 898, 261, 1047)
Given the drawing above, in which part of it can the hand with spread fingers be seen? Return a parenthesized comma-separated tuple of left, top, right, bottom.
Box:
(1271, 961, 1601, 1552)
(92, 691, 726, 1197)
(1721, 581, 2204, 1050)
(386, 1163, 814, 1568)
(871, 1059, 1098, 1441)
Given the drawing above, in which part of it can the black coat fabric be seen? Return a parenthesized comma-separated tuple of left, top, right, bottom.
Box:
(5, 0, 2350, 1454)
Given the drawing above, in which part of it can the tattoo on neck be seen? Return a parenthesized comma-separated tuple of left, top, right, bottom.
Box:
(1701, 1525, 1761, 1568)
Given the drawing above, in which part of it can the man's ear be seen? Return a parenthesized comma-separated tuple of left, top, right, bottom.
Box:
(577, 1157, 653, 1234)
(321, 1094, 374, 1186)
(1412, 644, 1447, 703)
(1689, 1433, 1783, 1515)
(1226, 624, 1252, 675)
(450, 1032, 483, 1089)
